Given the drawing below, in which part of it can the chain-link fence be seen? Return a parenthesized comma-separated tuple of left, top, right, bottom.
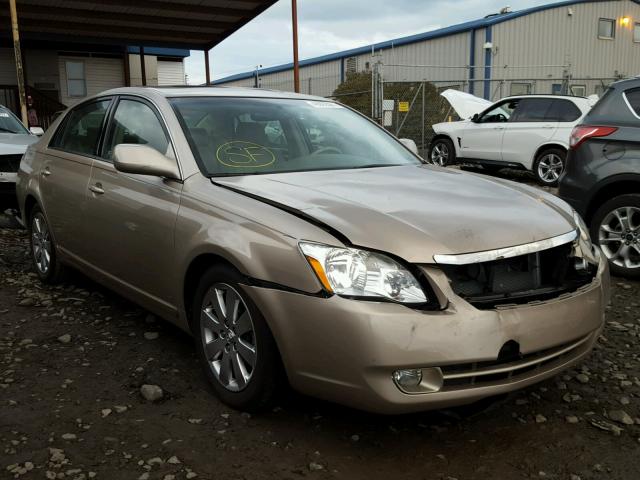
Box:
(251, 61, 619, 157)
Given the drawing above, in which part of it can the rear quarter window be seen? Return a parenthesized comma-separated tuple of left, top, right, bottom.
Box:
(624, 88, 640, 118)
(546, 99, 582, 122)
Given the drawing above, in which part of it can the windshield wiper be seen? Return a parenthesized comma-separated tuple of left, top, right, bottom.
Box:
(0, 127, 20, 134)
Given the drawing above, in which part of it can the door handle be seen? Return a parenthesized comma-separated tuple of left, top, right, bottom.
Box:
(41, 167, 51, 177)
(542, 124, 555, 129)
(89, 183, 105, 195)
(493, 126, 505, 130)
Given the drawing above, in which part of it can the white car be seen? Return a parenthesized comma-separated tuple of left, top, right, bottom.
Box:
(430, 91, 594, 186)
(0, 105, 41, 199)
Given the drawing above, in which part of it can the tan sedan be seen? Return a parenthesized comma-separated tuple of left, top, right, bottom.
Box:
(17, 87, 609, 414)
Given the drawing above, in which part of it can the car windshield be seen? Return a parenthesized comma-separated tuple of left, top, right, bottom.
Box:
(170, 97, 421, 176)
(0, 107, 29, 134)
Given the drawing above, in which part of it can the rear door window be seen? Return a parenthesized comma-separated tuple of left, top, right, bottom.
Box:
(545, 99, 583, 122)
(510, 98, 554, 122)
(51, 99, 111, 156)
(624, 88, 640, 118)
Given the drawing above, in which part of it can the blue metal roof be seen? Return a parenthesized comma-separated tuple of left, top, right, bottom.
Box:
(214, 0, 637, 84)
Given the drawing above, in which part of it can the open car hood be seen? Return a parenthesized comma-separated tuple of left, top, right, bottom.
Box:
(440, 89, 493, 119)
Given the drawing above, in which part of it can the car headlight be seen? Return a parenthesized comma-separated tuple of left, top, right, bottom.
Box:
(299, 242, 428, 304)
(572, 210, 599, 266)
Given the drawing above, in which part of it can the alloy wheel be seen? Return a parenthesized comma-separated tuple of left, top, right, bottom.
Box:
(598, 206, 640, 270)
(200, 284, 257, 392)
(31, 213, 52, 275)
(431, 142, 449, 166)
(537, 153, 564, 183)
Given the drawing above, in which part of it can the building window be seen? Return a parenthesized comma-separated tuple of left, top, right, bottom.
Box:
(570, 85, 587, 97)
(551, 83, 563, 95)
(598, 18, 615, 39)
(345, 57, 358, 74)
(510, 83, 531, 96)
(634, 23, 640, 42)
(65, 61, 87, 97)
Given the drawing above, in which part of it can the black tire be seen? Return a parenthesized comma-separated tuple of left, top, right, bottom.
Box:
(429, 137, 455, 166)
(28, 205, 64, 284)
(192, 265, 282, 411)
(590, 194, 640, 279)
(533, 148, 566, 186)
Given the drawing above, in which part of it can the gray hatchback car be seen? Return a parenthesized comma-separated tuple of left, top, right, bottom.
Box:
(17, 87, 608, 413)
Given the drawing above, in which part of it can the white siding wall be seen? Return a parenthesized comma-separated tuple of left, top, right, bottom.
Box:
(218, 0, 640, 99)
(491, 0, 640, 94)
(158, 60, 186, 86)
(58, 55, 124, 107)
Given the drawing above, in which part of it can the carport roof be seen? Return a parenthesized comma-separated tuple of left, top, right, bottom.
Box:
(0, 0, 278, 50)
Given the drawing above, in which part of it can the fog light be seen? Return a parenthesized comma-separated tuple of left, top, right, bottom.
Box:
(393, 367, 444, 394)
(393, 369, 422, 388)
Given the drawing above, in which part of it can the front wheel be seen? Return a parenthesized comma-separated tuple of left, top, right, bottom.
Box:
(533, 148, 566, 186)
(429, 138, 455, 166)
(193, 265, 282, 411)
(591, 194, 640, 278)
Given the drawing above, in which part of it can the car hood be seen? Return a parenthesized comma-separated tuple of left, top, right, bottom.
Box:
(214, 165, 575, 263)
(213, 165, 575, 263)
(0, 133, 38, 154)
(440, 89, 493, 119)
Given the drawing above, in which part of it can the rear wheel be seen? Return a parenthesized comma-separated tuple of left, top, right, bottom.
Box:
(533, 148, 566, 186)
(193, 265, 282, 411)
(429, 138, 455, 166)
(28, 205, 64, 284)
(591, 194, 640, 278)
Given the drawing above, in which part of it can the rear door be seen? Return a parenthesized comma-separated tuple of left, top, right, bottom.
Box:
(501, 98, 557, 168)
(460, 99, 518, 161)
(83, 96, 183, 317)
(39, 97, 113, 260)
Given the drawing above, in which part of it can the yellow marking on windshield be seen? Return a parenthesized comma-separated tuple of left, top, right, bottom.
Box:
(216, 141, 276, 168)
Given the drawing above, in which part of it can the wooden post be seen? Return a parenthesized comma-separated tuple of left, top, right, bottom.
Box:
(204, 49, 210, 85)
(139, 46, 146, 86)
(291, 0, 300, 93)
(9, 0, 28, 126)
(123, 48, 131, 87)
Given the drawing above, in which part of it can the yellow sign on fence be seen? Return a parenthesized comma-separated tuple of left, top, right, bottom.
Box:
(398, 101, 409, 112)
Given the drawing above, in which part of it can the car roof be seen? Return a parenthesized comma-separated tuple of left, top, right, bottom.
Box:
(500, 94, 589, 101)
(101, 86, 330, 102)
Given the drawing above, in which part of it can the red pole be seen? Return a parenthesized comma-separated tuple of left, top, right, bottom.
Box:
(291, 0, 300, 93)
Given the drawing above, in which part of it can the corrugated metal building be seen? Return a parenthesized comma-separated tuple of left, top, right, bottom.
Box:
(214, 0, 640, 100)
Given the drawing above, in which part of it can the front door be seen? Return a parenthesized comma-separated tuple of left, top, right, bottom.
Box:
(460, 99, 519, 161)
(84, 97, 183, 316)
(39, 98, 113, 260)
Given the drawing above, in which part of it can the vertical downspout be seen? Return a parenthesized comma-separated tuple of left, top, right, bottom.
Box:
(340, 58, 345, 83)
(483, 26, 492, 100)
(469, 29, 476, 95)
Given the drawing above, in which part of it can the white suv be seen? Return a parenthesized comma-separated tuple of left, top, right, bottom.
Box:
(429, 95, 593, 186)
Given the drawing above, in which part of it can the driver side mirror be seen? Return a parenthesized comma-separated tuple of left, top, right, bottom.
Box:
(29, 126, 44, 136)
(114, 144, 180, 180)
(471, 113, 480, 123)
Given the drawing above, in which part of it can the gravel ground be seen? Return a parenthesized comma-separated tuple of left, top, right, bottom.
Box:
(1, 181, 640, 479)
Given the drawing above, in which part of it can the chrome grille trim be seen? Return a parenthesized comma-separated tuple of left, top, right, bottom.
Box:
(433, 230, 578, 265)
(442, 334, 591, 382)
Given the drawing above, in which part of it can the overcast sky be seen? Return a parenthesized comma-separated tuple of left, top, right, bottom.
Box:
(184, 0, 552, 84)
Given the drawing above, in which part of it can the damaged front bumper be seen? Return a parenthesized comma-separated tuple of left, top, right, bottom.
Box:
(244, 252, 609, 414)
